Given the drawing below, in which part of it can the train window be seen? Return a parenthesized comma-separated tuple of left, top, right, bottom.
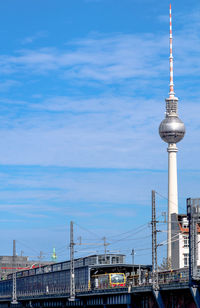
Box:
(110, 274, 125, 283)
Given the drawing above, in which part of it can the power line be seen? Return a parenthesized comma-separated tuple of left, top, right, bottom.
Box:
(16, 240, 40, 255)
(155, 190, 186, 213)
(108, 224, 150, 246)
(106, 221, 150, 240)
(74, 222, 102, 240)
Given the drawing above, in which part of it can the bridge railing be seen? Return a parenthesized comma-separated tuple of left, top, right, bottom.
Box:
(0, 271, 191, 300)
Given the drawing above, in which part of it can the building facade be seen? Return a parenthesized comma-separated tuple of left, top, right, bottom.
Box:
(171, 213, 200, 269)
(0, 255, 52, 279)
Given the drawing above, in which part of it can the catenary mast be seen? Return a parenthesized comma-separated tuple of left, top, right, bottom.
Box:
(159, 4, 185, 261)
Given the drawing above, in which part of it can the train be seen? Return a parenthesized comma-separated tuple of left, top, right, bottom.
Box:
(91, 273, 126, 288)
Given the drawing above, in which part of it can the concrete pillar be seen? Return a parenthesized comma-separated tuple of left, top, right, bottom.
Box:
(167, 143, 178, 261)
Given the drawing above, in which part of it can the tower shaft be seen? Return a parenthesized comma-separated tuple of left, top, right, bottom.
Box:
(167, 143, 178, 260)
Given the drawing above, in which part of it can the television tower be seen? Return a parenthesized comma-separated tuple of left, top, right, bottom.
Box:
(159, 4, 185, 261)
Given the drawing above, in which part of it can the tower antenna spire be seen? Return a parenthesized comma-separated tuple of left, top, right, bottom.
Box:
(169, 3, 174, 98)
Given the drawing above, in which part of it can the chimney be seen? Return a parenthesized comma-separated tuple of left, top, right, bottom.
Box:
(13, 240, 16, 257)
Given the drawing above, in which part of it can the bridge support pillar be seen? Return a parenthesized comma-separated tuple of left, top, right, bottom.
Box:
(190, 287, 200, 308)
(153, 290, 164, 308)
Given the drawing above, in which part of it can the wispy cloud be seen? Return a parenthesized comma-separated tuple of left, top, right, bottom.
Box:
(0, 34, 167, 83)
(0, 91, 197, 170)
(21, 31, 48, 45)
(0, 25, 198, 98)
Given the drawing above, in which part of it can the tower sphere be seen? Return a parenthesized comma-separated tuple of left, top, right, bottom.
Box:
(159, 116, 185, 144)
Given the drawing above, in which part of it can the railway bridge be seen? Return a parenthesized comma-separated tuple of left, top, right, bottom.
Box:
(0, 281, 199, 308)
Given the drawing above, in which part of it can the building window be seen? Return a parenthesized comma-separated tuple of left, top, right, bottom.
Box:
(183, 253, 189, 267)
(98, 256, 105, 264)
(183, 236, 189, 248)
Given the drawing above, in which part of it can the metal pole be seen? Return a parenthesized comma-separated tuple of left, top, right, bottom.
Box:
(152, 190, 155, 281)
(11, 240, 18, 304)
(103, 237, 107, 261)
(139, 264, 141, 285)
(69, 221, 75, 301)
(152, 190, 158, 290)
(11, 272, 18, 304)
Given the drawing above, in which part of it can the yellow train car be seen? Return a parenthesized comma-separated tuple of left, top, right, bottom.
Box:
(91, 273, 126, 289)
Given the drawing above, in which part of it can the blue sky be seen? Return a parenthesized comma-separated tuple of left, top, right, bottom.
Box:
(0, 0, 200, 265)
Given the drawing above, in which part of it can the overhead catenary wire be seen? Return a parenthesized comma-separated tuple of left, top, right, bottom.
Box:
(72, 220, 153, 256)
(106, 221, 151, 240)
(108, 224, 150, 246)
(16, 240, 42, 257)
(74, 222, 102, 241)
(16, 195, 181, 264)
(155, 191, 186, 213)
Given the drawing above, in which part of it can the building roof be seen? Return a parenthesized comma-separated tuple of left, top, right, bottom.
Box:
(177, 214, 200, 234)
